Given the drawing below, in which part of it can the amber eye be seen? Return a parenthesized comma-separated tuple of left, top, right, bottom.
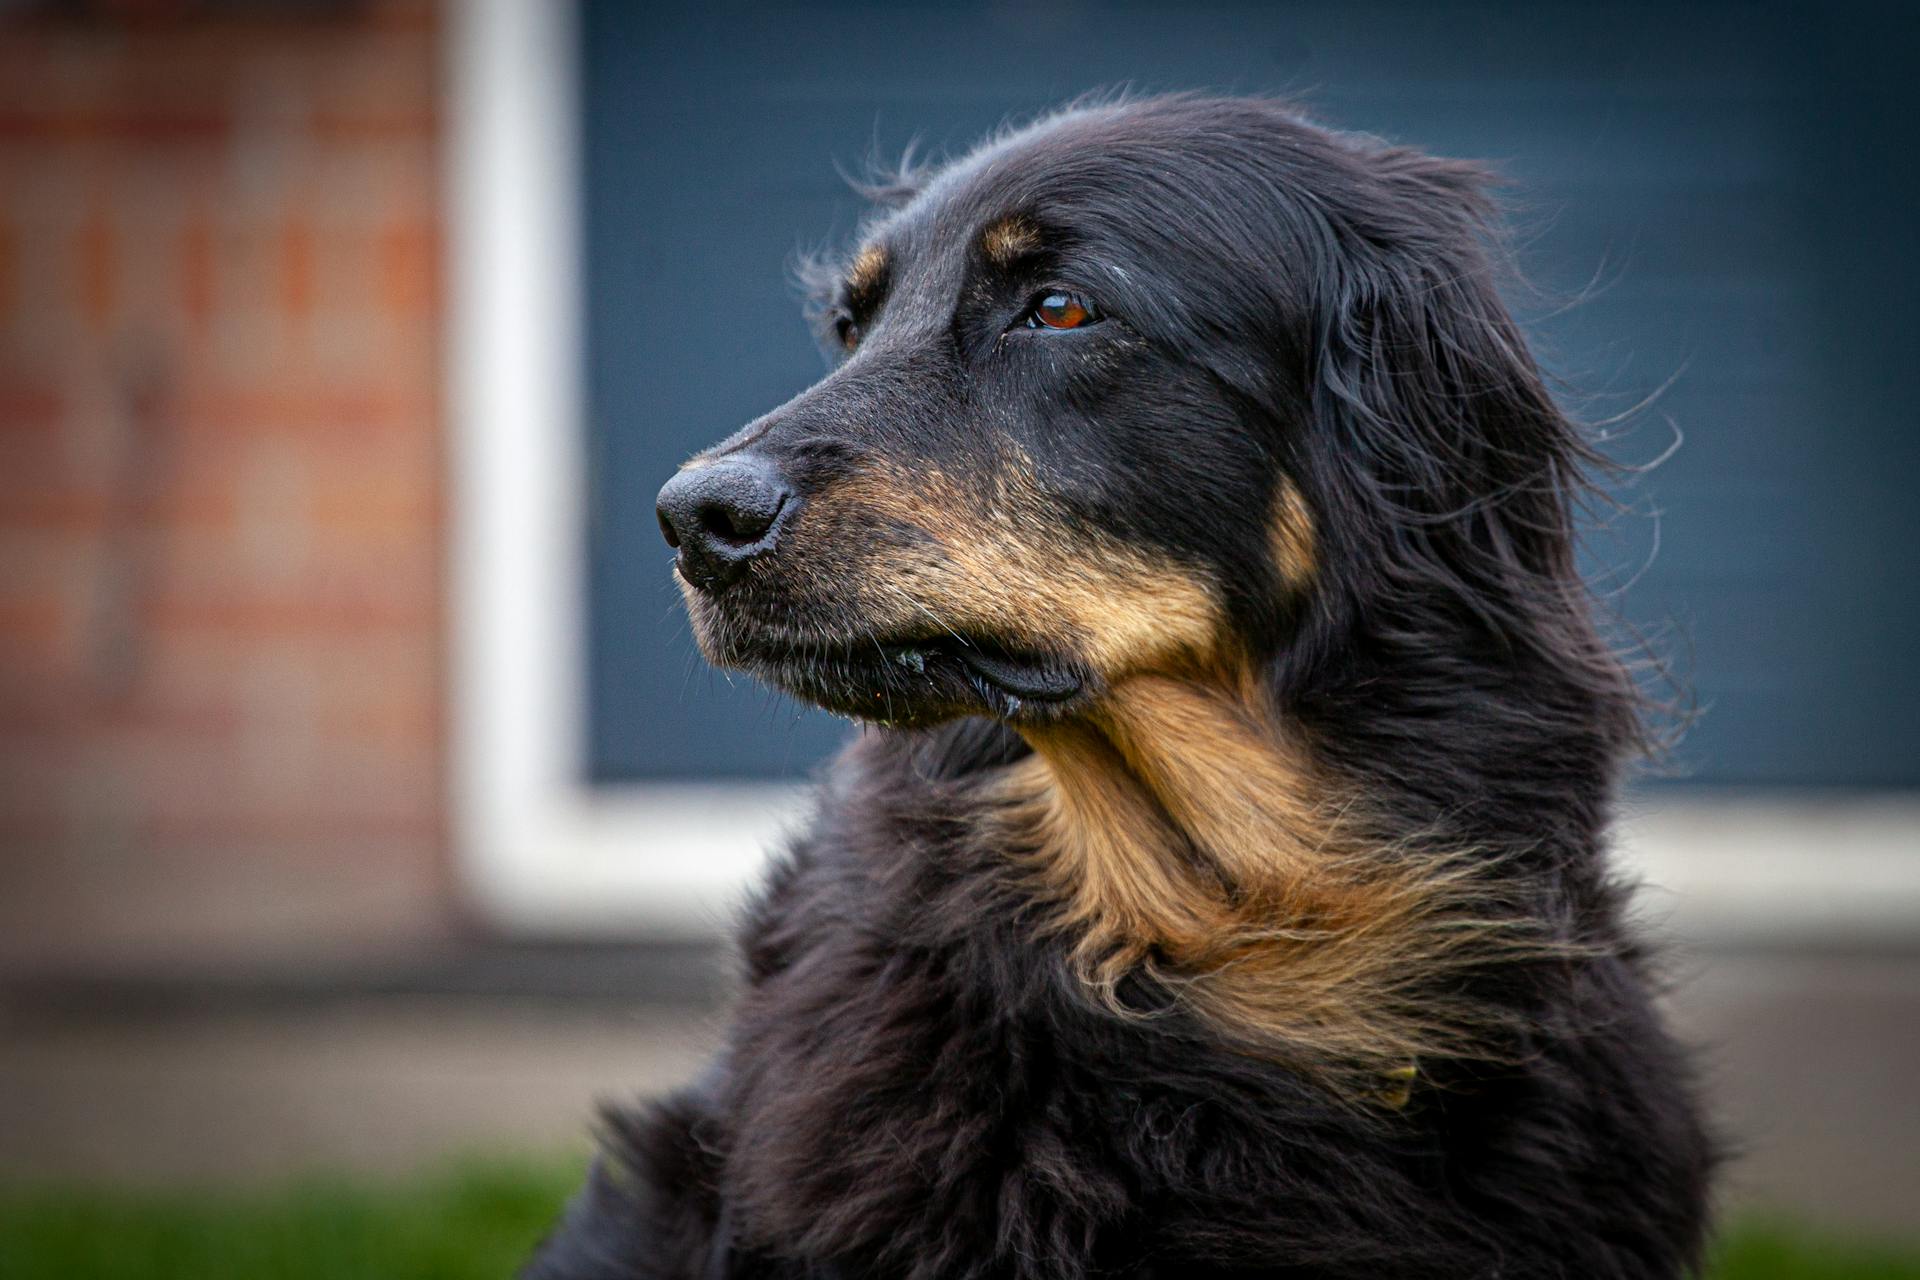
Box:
(1027, 290, 1098, 330)
(835, 316, 860, 350)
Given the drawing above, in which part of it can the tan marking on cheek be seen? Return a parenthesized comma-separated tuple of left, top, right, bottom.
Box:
(1045, 557, 1224, 676)
(785, 463, 1229, 678)
(795, 476, 903, 528)
(845, 244, 888, 298)
(1270, 481, 1317, 593)
(928, 525, 1222, 675)
(979, 214, 1042, 268)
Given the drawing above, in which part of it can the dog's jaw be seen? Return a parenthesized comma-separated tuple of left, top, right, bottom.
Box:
(679, 570, 1092, 727)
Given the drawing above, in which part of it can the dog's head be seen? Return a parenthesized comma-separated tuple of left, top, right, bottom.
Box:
(658, 96, 1595, 732)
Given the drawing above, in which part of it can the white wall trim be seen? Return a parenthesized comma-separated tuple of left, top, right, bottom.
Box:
(1618, 791, 1920, 946)
(443, 0, 1919, 945)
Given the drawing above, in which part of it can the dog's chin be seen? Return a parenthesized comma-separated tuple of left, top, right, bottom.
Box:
(687, 599, 1087, 728)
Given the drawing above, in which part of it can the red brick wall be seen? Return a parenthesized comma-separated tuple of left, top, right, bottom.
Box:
(0, 2, 452, 972)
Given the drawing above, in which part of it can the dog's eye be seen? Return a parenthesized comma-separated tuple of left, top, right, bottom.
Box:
(1026, 291, 1099, 330)
(835, 316, 860, 351)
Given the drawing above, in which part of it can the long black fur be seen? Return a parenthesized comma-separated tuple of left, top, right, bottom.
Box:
(527, 96, 1714, 1279)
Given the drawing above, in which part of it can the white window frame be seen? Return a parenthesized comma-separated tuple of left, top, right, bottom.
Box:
(443, 0, 1920, 944)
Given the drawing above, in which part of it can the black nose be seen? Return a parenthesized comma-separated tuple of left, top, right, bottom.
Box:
(655, 454, 793, 592)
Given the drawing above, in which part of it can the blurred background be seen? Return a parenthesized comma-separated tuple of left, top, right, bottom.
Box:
(1, 0, 1916, 1275)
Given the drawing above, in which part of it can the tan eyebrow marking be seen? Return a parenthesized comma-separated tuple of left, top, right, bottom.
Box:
(845, 243, 889, 302)
(980, 214, 1042, 268)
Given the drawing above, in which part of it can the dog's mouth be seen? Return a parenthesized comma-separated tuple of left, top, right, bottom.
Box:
(694, 606, 1088, 726)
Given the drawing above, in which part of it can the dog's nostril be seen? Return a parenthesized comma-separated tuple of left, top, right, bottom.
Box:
(658, 509, 681, 549)
(692, 487, 785, 548)
(700, 501, 750, 545)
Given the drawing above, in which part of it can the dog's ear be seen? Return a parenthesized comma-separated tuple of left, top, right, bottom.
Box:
(1294, 142, 1650, 753)
(1307, 151, 1589, 618)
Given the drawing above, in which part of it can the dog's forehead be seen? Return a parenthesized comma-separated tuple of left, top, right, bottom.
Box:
(834, 101, 1331, 337)
(847, 126, 1119, 310)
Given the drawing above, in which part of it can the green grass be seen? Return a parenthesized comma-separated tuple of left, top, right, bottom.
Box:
(1713, 1225, 1920, 1280)
(0, 1155, 1915, 1279)
(0, 1156, 581, 1280)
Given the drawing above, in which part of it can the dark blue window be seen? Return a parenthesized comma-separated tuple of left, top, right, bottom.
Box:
(582, 1, 1920, 786)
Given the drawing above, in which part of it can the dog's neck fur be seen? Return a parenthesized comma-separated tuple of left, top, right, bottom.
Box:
(989, 665, 1565, 1084)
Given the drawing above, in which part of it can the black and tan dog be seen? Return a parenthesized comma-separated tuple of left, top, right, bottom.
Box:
(528, 95, 1713, 1280)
